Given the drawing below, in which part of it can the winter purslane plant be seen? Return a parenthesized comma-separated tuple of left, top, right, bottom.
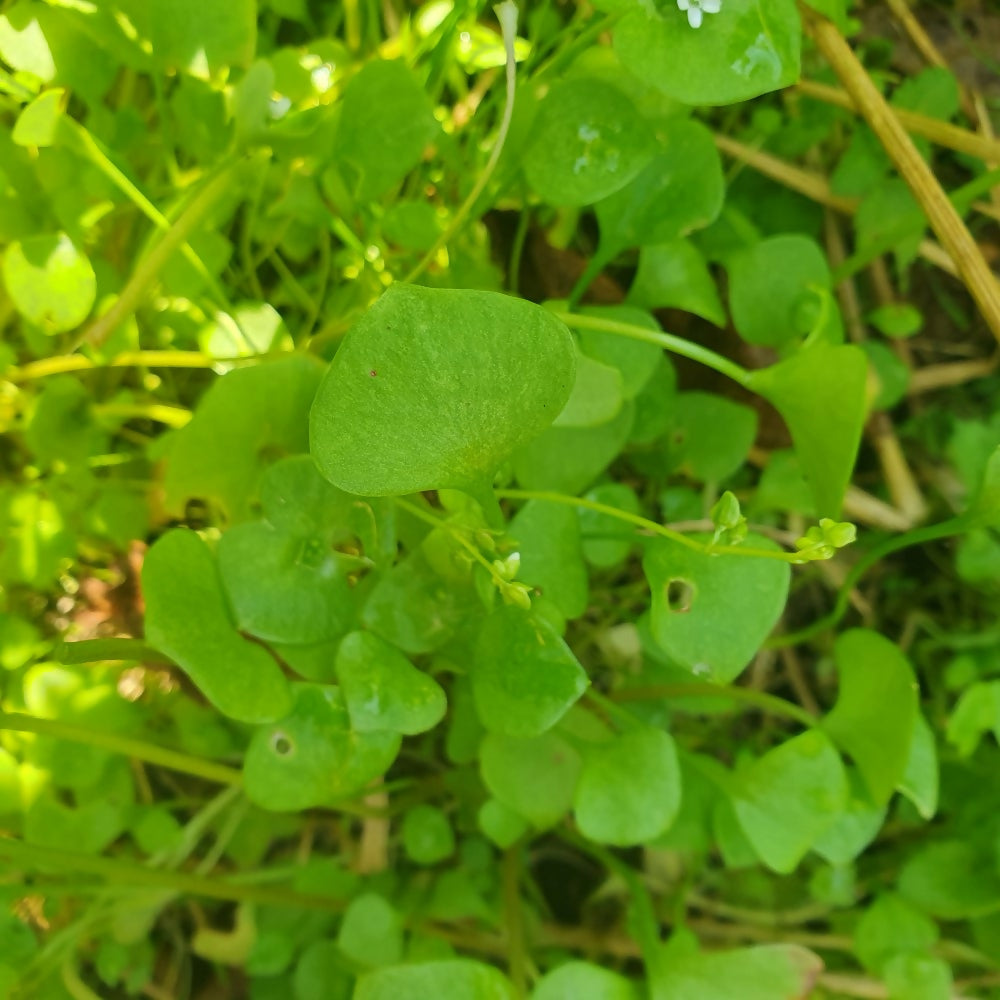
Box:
(1, 1, 1000, 998)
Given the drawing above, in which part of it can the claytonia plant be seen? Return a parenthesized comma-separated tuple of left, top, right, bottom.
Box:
(677, 0, 722, 29)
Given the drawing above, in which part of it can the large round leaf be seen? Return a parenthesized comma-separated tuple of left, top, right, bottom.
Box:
(614, 0, 801, 107)
(310, 284, 575, 504)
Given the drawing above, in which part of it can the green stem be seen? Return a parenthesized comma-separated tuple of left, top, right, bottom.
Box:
(613, 682, 819, 730)
(551, 311, 751, 387)
(0, 838, 345, 912)
(496, 489, 806, 563)
(0, 711, 242, 786)
(767, 515, 972, 648)
(73, 158, 240, 351)
(566, 247, 613, 309)
(402, 1, 520, 285)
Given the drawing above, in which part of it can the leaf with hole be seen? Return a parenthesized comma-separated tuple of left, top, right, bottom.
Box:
(243, 684, 400, 811)
(644, 534, 790, 683)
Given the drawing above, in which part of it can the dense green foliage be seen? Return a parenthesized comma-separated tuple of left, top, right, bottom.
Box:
(1, 1, 999, 998)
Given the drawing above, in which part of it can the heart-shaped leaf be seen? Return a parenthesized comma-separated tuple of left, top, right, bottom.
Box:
(643, 534, 790, 683)
(732, 729, 847, 873)
(310, 284, 575, 507)
(335, 630, 446, 735)
(143, 529, 292, 724)
(471, 606, 589, 738)
(747, 343, 868, 517)
(244, 684, 401, 811)
(823, 629, 918, 805)
(573, 727, 681, 846)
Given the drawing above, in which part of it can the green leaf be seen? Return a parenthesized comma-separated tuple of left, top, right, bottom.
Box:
(746, 342, 868, 516)
(899, 841, 1000, 919)
(337, 893, 403, 968)
(854, 893, 938, 974)
(553, 350, 624, 428)
(361, 548, 480, 655)
(667, 392, 757, 482)
(513, 401, 635, 495)
(164, 355, 323, 521)
(576, 306, 662, 399)
(478, 798, 528, 849)
(294, 941, 352, 1000)
(258, 455, 355, 539)
(217, 521, 357, 645)
(823, 629, 918, 805)
(150, 0, 256, 78)
(811, 769, 886, 865)
(334, 630, 446, 735)
(509, 500, 589, 619)
(627, 241, 727, 327)
(728, 235, 832, 347)
(615, 0, 801, 107)
(335, 60, 438, 202)
(579, 482, 641, 569)
(532, 962, 636, 1000)
(644, 534, 790, 683)
(731, 730, 847, 874)
(402, 804, 455, 865)
(868, 303, 923, 339)
(2, 232, 96, 333)
(310, 284, 575, 505)
(472, 606, 589, 737)
(595, 120, 725, 256)
(883, 955, 953, 1000)
(898, 713, 938, 819)
(13, 87, 64, 147)
(573, 727, 681, 846)
(243, 684, 400, 811)
(651, 944, 822, 1000)
(142, 529, 292, 724)
(480, 731, 581, 828)
(356, 960, 515, 1000)
(523, 77, 655, 207)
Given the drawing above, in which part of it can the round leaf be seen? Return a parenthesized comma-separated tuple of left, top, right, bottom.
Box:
(402, 804, 455, 865)
(522, 77, 655, 206)
(143, 530, 292, 724)
(643, 534, 790, 683)
(3, 232, 96, 333)
(310, 284, 575, 502)
(334, 630, 446, 735)
(356, 960, 515, 1000)
(337, 893, 403, 968)
(615, 0, 801, 107)
(573, 727, 681, 846)
(472, 606, 589, 738)
(244, 684, 400, 811)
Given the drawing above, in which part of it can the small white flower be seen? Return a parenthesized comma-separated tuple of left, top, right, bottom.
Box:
(677, 0, 721, 29)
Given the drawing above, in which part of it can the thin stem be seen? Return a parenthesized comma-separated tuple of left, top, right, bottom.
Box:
(501, 848, 528, 997)
(551, 311, 751, 387)
(0, 711, 242, 786)
(94, 402, 192, 428)
(612, 682, 819, 730)
(402, 1, 519, 285)
(0, 838, 345, 912)
(74, 158, 241, 351)
(7, 349, 285, 383)
(496, 489, 809, 564)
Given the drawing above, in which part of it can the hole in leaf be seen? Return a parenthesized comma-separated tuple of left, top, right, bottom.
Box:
(271, 732, 294, 757)
(665, 578, 695, 613)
